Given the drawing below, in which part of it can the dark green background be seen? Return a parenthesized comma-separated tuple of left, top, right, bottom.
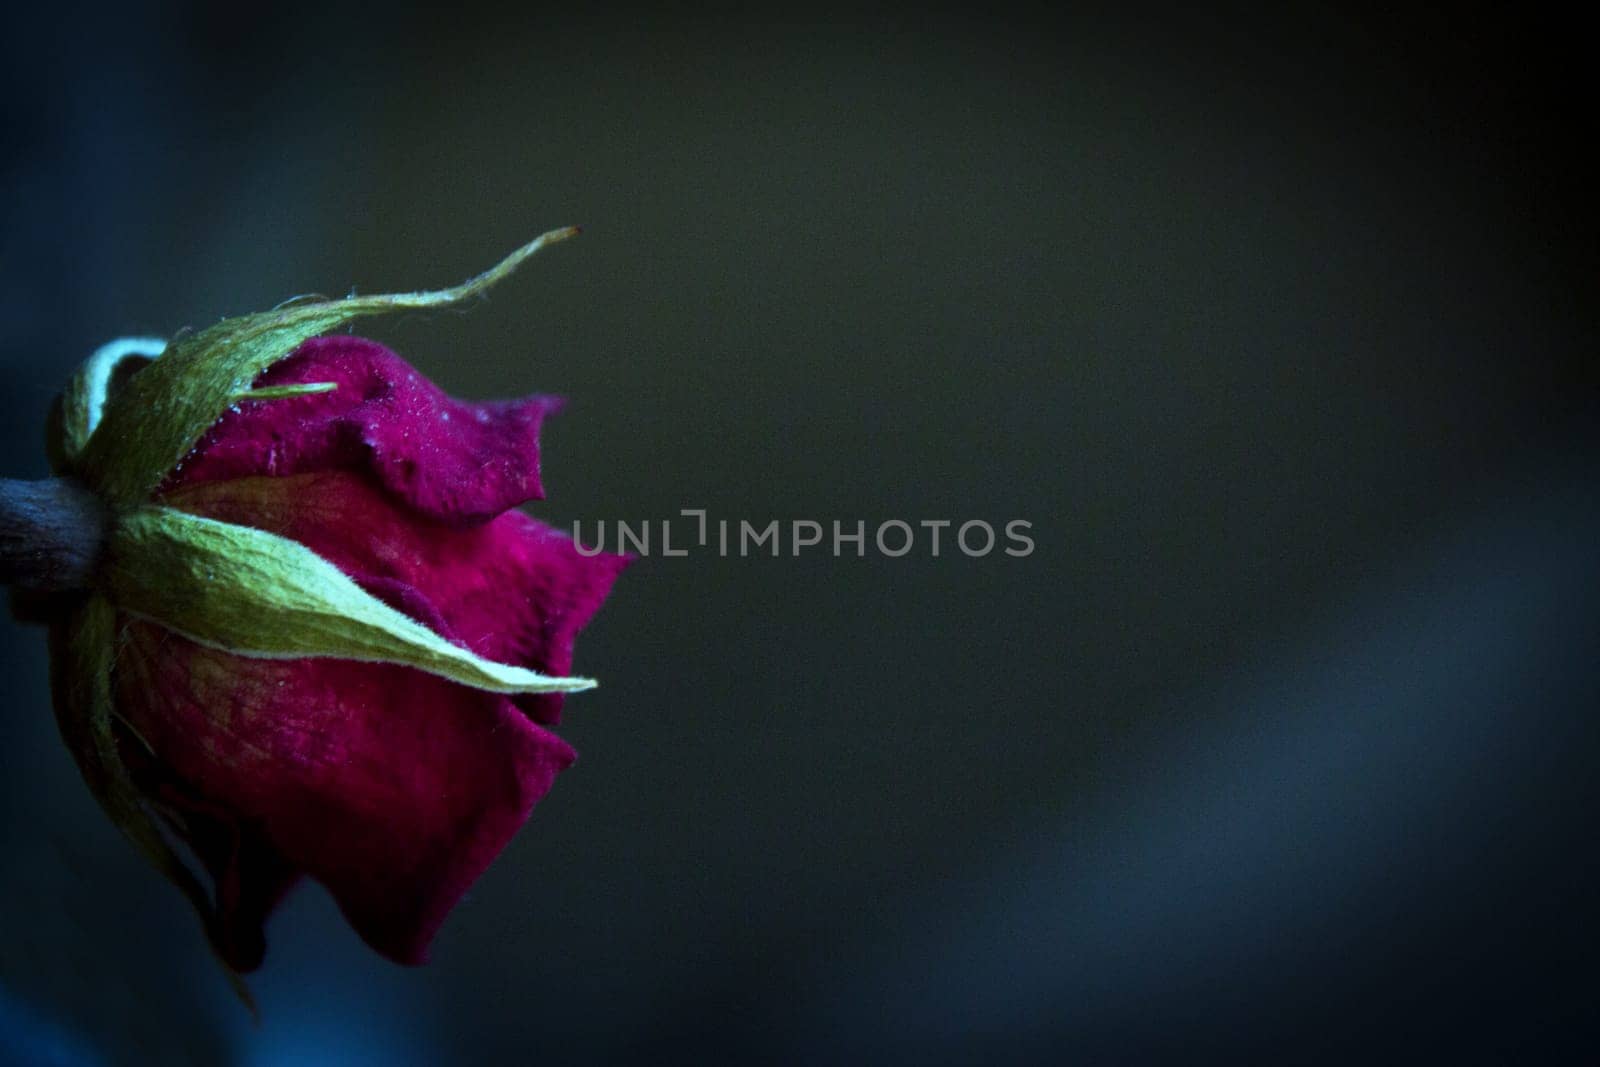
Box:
(2, 6, 1595, 1063)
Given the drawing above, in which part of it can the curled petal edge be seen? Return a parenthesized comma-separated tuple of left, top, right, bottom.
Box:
(78, 226, 580, 507)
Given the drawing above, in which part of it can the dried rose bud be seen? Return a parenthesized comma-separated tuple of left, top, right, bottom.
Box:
(1, 229, 626, 1006)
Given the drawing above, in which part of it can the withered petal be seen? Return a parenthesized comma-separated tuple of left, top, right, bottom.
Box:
(114, 619, 576, 968)
(103, 335, 623, 968)
(166, 336, 565, 525)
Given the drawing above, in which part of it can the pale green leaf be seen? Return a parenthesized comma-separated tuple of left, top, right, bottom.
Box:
(80, 227, 580, 507)
(105, 507, 597, 695)
(234, 381, 339, 402)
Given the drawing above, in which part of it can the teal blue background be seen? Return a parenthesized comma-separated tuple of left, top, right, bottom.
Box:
(2, 6, 1595, 1063)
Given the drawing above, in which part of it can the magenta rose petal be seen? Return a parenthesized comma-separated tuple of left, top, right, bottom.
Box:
(163, 796, 299, 973)
(113, 619, 577, 967)
(167, 336, 565, 525)
(487, 511, 633, 725)
(163, 471, 628, 724)
(115, 736, 301, 973)
(27, 237, 623, 992)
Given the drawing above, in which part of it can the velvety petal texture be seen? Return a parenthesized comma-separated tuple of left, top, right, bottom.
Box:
(114, 620, 576, 968)
(169, 336, 565, 524)
(102, 336, 624, 969)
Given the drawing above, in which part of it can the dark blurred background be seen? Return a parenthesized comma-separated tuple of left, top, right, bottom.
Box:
(2, 5, 1595, 1063)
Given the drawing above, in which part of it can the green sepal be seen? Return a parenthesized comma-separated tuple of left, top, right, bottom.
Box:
(48, 337, 166, 475)
(79, 227, 580, 507)
(235, 382, 338, 402)
(105, 506, 597, 695)
(48, 593, 256, 1014)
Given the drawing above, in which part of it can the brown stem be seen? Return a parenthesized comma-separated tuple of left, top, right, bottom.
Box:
(0, 477, 108, 593)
